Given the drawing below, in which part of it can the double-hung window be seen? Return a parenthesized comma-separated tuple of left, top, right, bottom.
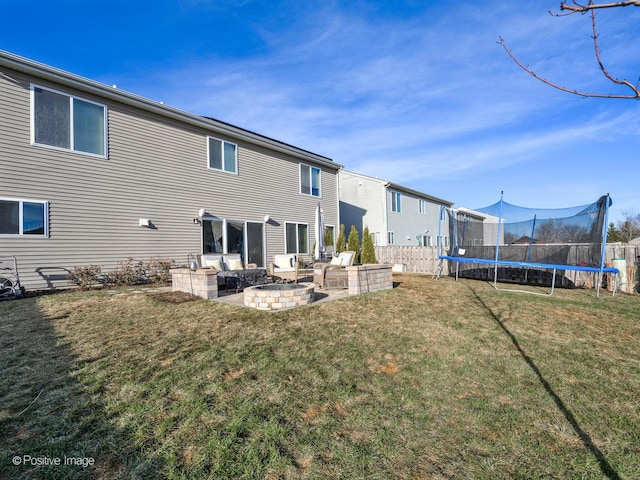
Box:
(419, 199, 426, 214)
(0, 197, 48, 236)
(285, 222, 309, 254)
(32, 85, 106, 157)
(208, 137, 237, 174)
(300, 164, 321, 197)
(391, 191, 402, 213)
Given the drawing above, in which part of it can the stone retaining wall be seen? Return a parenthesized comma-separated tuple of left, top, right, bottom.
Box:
(244, 283, 314, 310)
(170, 268, 218, 299)
(346, 264, 393, 295)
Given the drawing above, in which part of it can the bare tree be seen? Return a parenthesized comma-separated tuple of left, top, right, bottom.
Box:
(616, 210, 640, 242)
(498, 1, 640, 99)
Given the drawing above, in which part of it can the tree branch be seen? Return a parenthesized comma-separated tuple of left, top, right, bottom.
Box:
(590, 9, 640, 97)
(559, 0, 640, 13)
(498, 37, 640, 99)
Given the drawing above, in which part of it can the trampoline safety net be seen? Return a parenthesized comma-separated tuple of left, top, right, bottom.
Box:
(440, 194, 613, 288)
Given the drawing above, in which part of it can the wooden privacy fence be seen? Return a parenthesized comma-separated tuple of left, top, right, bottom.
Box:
(374, 244, 640, 294)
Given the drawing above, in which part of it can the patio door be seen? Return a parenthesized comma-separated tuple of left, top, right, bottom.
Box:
(202, 218, 264, 267)
(245, 221, 264, 267)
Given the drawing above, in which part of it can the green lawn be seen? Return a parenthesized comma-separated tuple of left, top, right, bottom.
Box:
(1, 275, 639, 479)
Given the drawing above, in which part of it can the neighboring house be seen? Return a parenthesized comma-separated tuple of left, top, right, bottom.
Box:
(454, 207, 502, 247)
(338, 170, 453, 248)
(0, 50, 341, 289)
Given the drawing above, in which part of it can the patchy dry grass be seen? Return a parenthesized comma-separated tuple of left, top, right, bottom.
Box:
(1, 276, 639, 479)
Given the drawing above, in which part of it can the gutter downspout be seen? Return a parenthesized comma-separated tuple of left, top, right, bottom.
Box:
(382, 181, 391, 245)
(336, 166, 343, 248)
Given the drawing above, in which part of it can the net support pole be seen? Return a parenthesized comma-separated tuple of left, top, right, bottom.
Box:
(597, 193, 612, 298)
(437, 205, 443, 258)
(493, 191, 504, 289)
(525, 215, 536, 283)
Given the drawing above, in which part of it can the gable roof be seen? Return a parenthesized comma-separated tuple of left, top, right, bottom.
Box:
(0, 49, 341, 171)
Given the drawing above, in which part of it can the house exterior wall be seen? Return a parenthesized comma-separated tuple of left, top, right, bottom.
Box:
(386, 190, 446, 247)
(0, 53, 340, 289)
(339, 170, 452, 248)
(339, 172, 387, 245)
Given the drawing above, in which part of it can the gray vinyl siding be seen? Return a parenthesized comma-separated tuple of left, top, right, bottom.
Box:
(0, 61, 339, 289)
(387, 192, 444, 246)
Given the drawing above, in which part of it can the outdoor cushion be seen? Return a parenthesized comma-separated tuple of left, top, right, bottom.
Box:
(340, 252, 354, 265)
(201, 255, 223, 270)
(330, 256, 342, 265)
(227, 258, 243, 271)
(273, 255, 294, 269)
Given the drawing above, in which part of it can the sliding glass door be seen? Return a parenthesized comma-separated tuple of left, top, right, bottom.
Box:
(202, 218, 265, 267)
(246, 222, 264, 267)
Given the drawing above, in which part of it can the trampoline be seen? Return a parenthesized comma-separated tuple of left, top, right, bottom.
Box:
(436, 193, 619, 297)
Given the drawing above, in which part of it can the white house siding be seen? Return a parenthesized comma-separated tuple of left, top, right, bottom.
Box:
(339, 171, 387, 244)
(0, 55, 339, 289)
(339, 170, 452, 248)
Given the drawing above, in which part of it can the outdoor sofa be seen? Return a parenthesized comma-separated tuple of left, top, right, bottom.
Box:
(199, 254, 268, 291)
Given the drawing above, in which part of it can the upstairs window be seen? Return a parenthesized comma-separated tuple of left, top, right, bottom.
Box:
(208, 137, 237, 174)
(391, 191, 402, 213)
(0, 198, 48, 236)
(419, 199, 426, 214)
(32, 85, 106, 157)
(300, 164, 321, 197)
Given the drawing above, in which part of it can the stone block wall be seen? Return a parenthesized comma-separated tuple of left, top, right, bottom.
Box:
(346, 264, 393, 295)
(170, 268, 218, 299)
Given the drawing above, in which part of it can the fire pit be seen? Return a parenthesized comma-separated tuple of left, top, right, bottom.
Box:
(243, 283, 314, 311)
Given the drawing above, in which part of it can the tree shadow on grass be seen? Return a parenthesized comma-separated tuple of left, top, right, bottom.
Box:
(0, 297, 160, 479)
(466, 285, 621, 480)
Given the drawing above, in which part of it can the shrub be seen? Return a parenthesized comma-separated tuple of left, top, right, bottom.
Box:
(107, 258, 147, 286)
(347, 225, 361, 263)
(145, 257, 174, 284)
(336, 224, 347, 253)
(361, 226, 377, 264)
(67, 265, 104, 289)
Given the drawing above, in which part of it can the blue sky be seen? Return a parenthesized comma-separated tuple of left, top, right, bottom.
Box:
(2, 0, 639, 223)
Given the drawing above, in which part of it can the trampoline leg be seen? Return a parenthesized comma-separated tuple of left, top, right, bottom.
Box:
(611, 272, 618, 297)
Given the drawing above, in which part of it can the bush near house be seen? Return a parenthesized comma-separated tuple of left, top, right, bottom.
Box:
(347, 225, 361, 263)
(336, 224, 347, 253)
(67, 257, 174, 289)
(361, 226, 377, 264)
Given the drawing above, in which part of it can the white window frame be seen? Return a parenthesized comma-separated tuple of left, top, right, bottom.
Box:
(30, 84, 107, 158)
(391, 191, 402, 213)
(0, 197, 49, 237)
(371, 231, 381, 246)
(387, 231, 395, 245)
(419, 199, 426, 214)
(207, 136, 238, 174)
(285, 221, 309, 254)
(299, 164, 321, 197)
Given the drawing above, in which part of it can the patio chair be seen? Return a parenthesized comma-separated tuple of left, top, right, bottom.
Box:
(268, 254, 299, 283)
(313, 250, 356, 288)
